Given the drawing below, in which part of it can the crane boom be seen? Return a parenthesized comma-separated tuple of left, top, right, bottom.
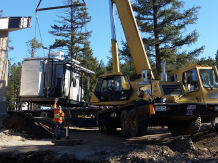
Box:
(113, 0, 154, 79)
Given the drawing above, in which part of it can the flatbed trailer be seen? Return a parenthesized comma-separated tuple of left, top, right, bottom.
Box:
(8, 101, 102, 127)
(19, 96, 88, 107)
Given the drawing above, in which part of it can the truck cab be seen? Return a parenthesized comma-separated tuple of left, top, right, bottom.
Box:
(92, 73, 132, 103)
(170, 65, 218, 105)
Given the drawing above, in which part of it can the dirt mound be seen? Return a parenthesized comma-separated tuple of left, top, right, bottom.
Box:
(3, 113, 54, 139)
(170, 136, 195, 153)
(167, 128, 218, 160)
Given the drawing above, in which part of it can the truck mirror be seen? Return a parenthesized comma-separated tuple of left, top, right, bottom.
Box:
(187, 84, 191, 92)
(182, 73, 187, 85)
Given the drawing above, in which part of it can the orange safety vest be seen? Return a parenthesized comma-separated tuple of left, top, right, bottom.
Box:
(53, 108, 65, 123)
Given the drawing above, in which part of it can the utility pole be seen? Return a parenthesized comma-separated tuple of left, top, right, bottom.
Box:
(0, 17, 31, 116)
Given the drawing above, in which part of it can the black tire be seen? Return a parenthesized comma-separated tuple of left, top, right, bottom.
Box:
(40, 112, 48, 118)
(120, 110, 129, 136)
(168, 117, 201, 135)
(128, 109, 147, 137)
(187, 117, 201, 134)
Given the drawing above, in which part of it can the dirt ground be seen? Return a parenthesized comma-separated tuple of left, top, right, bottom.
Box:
(0, 114, 217, 162)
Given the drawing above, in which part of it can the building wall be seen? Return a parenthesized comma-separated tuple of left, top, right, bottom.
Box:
(0, 31, 8, 115)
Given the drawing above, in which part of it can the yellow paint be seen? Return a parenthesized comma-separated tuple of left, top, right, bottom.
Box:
(170, 64, 218, 104)
(111, 39, 120, 73)
(114, 0, 154, 79)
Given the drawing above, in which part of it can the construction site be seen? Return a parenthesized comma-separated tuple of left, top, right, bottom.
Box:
(0, 0, 218, 162)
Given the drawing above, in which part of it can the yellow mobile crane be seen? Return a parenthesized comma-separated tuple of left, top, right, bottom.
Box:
(90, 0, 218, 137)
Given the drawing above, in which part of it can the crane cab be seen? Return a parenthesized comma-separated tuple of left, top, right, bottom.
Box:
(90, 73, 133, 105)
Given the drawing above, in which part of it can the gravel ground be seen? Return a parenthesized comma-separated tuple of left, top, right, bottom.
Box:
(0, 114, 217, 162)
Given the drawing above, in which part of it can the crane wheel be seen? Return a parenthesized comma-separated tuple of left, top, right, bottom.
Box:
(187, 117, 201, 135)
(128, 109, 147, 137)
(120, 110, 129, 136)
(168, 117, 201, 135)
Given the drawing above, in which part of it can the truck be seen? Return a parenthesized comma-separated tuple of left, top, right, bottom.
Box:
(168, 64, 218, 126)
(17, 0, 218, 137)
(89, 0, 218, 137)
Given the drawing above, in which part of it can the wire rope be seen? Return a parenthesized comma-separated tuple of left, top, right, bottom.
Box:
(35, 0, 45, 57)
(35, 12, 46, 57)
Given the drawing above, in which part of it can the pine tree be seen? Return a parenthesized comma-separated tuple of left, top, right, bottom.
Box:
(7, 61, 22, 110)
(49, 0, 98, 101)
(0, 10, 3, 17)
(77, 42, 98, 100)
(26, 37, 42, 58)
(197, 57, 215, 66)
(132, 0, 204, 77)
(215, 50, 218, 67)
(119, 42, 137, 80)
(49, 0, 91, 59)
(96, 60, 107, 77)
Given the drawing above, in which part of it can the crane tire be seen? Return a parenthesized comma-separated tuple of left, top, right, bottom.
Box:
(128, 109, 147, 137)
(120, 110, 129, 136)
(169, 117, 201, 135)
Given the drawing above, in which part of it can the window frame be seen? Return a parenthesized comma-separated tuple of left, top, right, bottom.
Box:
(94, 75, 132, 102)
(199, 68, 218, 89)
(182, 68, 200, 93)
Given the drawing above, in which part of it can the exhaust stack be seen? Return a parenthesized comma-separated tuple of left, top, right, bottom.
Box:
(161, 60, 167, 81)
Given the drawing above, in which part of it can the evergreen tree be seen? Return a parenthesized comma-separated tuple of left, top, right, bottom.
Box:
(7, 61, 22, 110)
(132, 0, 204, 77)
(0, 10, 3, 17)
(197, 57, 215, 66)
(49, 0, 98, 101)
(119, 42, 137, 80)
(26, 37, 42, 58)
(78, 42, 98, 100)
(215, 50, 218, 67)
(105, 57, 113, 73)
(49, 0, 91, 59)
(96, 60, 107, 77)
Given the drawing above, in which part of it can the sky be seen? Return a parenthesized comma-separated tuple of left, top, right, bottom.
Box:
(1, 0, 218, 64)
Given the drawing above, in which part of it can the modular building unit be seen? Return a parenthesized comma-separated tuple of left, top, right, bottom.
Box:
(20, 57, 94, 105)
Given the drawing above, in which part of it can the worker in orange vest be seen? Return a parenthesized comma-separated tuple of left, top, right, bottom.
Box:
(53, 101, 65, 139)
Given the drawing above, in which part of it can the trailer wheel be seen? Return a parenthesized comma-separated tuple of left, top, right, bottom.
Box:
(120, 110, 129, 136)
(40, 112, 48, 118)
(128, 109, 147, 137)
(169, 117, 201, 135)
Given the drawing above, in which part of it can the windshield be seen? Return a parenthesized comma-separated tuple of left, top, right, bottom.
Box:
(199, 69, 218, 88)
(94, 75, 132, 101)
(160, 84, 183, 96)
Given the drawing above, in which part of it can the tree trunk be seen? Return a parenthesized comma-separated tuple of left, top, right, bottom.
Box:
(153, 0, 161, 78)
